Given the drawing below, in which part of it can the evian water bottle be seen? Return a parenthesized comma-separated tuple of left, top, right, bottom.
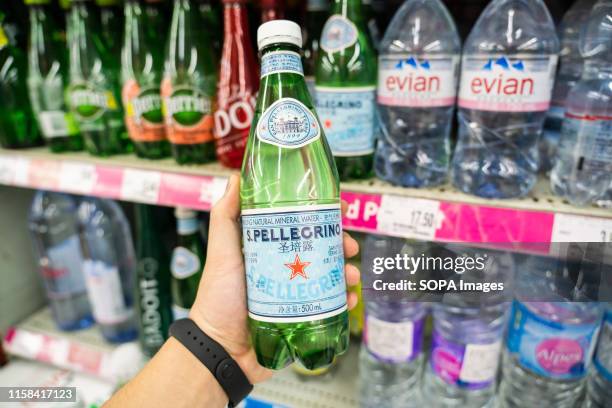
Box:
(451, 0, 559, 199)
(375, 0, 460, 188)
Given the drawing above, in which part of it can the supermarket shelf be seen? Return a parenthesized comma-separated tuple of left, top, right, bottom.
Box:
(0, 147, 611, 249)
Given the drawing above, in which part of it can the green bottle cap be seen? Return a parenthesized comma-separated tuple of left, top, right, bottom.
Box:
(23, 0, 52, 5)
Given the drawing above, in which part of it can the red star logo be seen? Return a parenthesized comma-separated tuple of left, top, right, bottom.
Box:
(324, 119, 332, 129)
(285, 254, 310, 280)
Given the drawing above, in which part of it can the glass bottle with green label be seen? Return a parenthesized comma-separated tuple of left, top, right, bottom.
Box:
(67, 0, 130, 157)
(26, 0, 82, 153)
(315, 0, 377, 180)
(0, 11, 42, 149)
(122, 0, 169, 159)
(96, 0, 124, 61)
(170, 207, 205, 320)
(241, 20, 349, 370)
(163, 0, 217, 165)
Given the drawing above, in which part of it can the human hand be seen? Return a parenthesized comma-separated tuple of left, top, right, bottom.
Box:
(189, 174, 361, 384)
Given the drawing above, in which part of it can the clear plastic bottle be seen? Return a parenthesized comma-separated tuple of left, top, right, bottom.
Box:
(451, 0, 559, 199)
(359, 235, 428, 408)
(550, 0, 612, 206)
(540, 0, 596, 173)
(28, 191, 93, 331)
(78, 197, 138, 343)
(375, 0, 460, 188)
(586, 308, 612, 408)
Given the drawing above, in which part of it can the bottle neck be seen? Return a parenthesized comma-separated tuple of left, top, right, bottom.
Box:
(331, 0, 363, 20)
(223, 2, 250, 42)
(177, 217, 199, 235)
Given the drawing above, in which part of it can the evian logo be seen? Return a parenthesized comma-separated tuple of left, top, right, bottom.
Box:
(470, 57, 534, 96)
(385, 56, 440, 93)
(535, 338, 583, 375)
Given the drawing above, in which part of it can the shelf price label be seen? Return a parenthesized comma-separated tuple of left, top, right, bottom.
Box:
(551, 213, 612, 243)
(59, 162, 97, 194)
(0, 156, 15, 184)
(121, 168, 161, 204)
(198, 176, 228, 207)
(377, 195, 443, 240)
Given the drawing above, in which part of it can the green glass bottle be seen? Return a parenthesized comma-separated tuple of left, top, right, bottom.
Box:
(121, 0, 170, 159)
(0, 12, 43, 149)
(198, 0, 222, 57)
(96, 0, 124, 61)
(26, 0, 82, 153)
(134, 204, 173, 358)
(315, 0, 377, 180)
(170, 207, 205, 320)
(67, 0, 131, 157)
(162, 0, 217, 165)
(241, 20, 349, 370)
(303, 0, 329, 98)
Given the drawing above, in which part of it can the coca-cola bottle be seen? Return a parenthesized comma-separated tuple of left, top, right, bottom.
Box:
(214, 0, 259, 168)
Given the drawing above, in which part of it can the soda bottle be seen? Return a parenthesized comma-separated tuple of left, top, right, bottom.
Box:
(0, 11, 42, 149)
(540, 0, 596, 173)
(96, 0, 124, 61)
(315, 0, 378, 181)
(586, 308, 612, 408)
(28, 191, 93, 331)
(78, 197, 139, 343)
(375, 0, 460, 188)
(241, 20, 349, 370)
(122, 0, 170, 159)
(162, 0, 218, 165)
(26, 0, 82, 153)
(451, 0, 559, 199)
(259, 0, 285, 23)
(134, 204, 174, 357)
(214, 0, 259, 168)
(302, 0, 328, 98)
(551, 0, 612, 206)
(170, 208, 205, 320)
(67, 0, 130, 156)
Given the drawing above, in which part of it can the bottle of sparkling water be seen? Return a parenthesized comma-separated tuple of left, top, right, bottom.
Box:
(170, 207, 205, 320)
(586, 307, 611, 408)
(315, 0, 377, 181)
(96, 0, 123, 61)
(241, 20, 349, 370)
(302, 0, 328, 98)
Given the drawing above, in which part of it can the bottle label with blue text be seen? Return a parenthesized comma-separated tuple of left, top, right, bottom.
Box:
(320, 15, 358, 53)
(241, 205, 347, 323)
(257, 98, 321, 148)
(315, 86, 376, 156)
(261, 51, 304, 78)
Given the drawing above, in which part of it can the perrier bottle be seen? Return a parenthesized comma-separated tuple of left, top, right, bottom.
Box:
(241, 20, 349, 370)
(26, 0, 82, 153)
(162, 0, 217, 165)
(315, 0, 377, 180)
(67, 0, 130, 156)
(170, 207, 205, 320)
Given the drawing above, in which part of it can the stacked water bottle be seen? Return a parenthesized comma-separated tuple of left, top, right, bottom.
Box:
(376, 0, 611, 207)
(359, 236, 610, 408)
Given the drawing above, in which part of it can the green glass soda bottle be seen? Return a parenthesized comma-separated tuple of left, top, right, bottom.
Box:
(162, 0, 217, 165)
(302, 0, 328, 98)
(67, 0, 130, 157)
(26, 0, 82, 153)
(121, 0, 170, 159)
(315, 0, 377, 180)
(170, 207, 205, 320)
(0, 11, 42, 149)
(134, 204, 174, 357)
(241, 20, 349, 370)
(96, 0, 124, 61)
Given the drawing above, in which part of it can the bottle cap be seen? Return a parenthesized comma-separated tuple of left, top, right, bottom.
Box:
(257, 20, 302, 50)
(175, 207, 197, 219)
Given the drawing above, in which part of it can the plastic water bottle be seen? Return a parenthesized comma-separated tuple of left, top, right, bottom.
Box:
(28, 191, 93, 331)
(540, 0, 596, 173)
(451, 0, 559, 199)
(498, 255, 604, 408)
(78, 197, 138, 343)
(422, 246, 512, 408)
(586, 308, 612, 408)
(359, 235, 428, 408)
(550, 0, 612, 206)
(375, 0, 460, 188)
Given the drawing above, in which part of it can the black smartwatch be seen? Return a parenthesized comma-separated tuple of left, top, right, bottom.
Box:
(169, 318, 253, 407)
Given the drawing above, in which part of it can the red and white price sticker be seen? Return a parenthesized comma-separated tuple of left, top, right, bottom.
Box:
(199, 176, 228, 207)
(551, 213, 612, 243)
(377, 195, 443, 240)
(121, 168, 161, 204)
(0, 156, 16, 184)
(59, 162, 97, 194)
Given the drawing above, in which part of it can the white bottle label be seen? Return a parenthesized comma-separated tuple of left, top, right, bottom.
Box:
(378, 55, 459, 107)
(458, 55, 558, 112)
(320, 15, 358, 53)
(83, 260, 131, 325)
(171, 247, 201, 279)
(364, 314, 425, 363)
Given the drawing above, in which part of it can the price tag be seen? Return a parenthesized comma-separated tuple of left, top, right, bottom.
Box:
(551, 213, 612, 243)
(59, 162, 97, 194)
(0, 156, 15, 184)
(199, 177, 228, 207)
(120, 169, 161, 204)
(377, 195, 442, 240)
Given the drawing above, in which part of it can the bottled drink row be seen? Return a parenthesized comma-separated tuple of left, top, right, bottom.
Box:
(359, 235, 610, 408)
(0, 0, 610, 205)
(28, 191, 206, 357)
